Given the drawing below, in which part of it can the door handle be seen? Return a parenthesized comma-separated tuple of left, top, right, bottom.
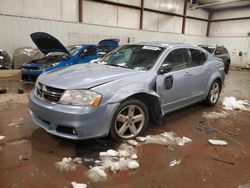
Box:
(184, 72, 192, 76)
(207, 66, 213, 70)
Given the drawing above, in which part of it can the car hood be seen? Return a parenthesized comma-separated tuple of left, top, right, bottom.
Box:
(30, 32, 70, 55)
(38, 63, 144, 89)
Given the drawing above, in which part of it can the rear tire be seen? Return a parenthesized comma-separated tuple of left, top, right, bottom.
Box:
(204, 80, 221, 106)
(109, 99, 149, 141)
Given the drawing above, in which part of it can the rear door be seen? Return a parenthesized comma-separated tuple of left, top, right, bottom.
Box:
(187, 48, 211, 98)
(156, 48, 194, 113)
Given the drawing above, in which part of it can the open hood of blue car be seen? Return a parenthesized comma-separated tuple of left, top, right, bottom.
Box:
(30, 32, 70, 55)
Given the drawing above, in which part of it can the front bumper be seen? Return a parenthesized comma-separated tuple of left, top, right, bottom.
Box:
(29, 90, 119, 140)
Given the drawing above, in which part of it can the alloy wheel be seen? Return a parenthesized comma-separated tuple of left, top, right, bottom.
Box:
(114, 104, 145, 139)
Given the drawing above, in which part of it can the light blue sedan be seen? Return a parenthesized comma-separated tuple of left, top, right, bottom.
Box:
(29, 42, 225, 140)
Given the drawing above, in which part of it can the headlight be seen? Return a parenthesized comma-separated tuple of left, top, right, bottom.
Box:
(59, 90, 102, 107)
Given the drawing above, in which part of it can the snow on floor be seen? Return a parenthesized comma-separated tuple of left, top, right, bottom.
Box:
(55, 157, 77, 171)
(203, 97, 248, 120)
(202, 111, 227, 119)
(169, 159, 181, 167)
(71, 182, 87, 188)
(86, 132, 191, 182)
(8, 118, 24, 127)
(0, 135, 5, 140)
(142, 132, 192, 146)
(222, 97, 248, 111)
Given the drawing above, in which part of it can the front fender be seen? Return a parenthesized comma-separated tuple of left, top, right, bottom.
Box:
(108, 82, 160, 103)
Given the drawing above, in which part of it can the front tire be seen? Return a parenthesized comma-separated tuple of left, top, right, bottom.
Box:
(204, 80, 221, 106)
(110, 99, 149, 141)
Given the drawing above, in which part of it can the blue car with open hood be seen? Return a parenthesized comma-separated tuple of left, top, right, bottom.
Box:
(21, 32, 119, 81)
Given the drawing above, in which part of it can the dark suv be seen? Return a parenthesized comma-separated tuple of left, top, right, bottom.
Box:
(199, 45, 230, 74)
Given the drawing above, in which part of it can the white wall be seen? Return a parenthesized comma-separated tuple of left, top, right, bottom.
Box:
(209, 8, 250, 67)
(0, 15, 209, 58)
(0, 0, 78, 22)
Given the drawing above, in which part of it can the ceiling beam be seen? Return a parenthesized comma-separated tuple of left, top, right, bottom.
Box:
(195, 0, 248, 9)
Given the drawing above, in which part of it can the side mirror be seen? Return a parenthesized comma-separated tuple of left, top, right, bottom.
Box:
(165, 74, 173, 89)
(158, 64, 172, 75)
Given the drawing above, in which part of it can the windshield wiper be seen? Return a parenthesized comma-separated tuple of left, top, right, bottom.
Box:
(107, 64, 132, 69)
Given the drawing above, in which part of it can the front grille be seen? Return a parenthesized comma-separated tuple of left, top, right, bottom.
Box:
(35, 82, 64, 102)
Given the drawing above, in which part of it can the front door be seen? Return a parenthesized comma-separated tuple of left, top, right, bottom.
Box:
(156, 48, 193, 113)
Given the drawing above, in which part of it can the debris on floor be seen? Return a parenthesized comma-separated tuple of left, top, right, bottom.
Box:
(0, 87, 7, 94)
(8, 118, 24, 127)
(55, 157, 77, 171)
(212, 157, 235, 165)
(17, 89, 24, 94)
(86, 131, 191, 182)
(0, 135, 5, 140)
(71, 182, 87, 188)
(18, 155, 29, 161)
(222, 97, 248, 111)
(208, 139, 228, 146)
(169, 159, 181, 167)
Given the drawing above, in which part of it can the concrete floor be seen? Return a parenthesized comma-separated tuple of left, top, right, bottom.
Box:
(0, 70, 250, 188)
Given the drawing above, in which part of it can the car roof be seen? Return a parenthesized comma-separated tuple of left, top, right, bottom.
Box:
(129, 41, 200, 49)
(199, 44, 225, 48)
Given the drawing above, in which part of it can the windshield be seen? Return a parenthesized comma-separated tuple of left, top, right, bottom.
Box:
(46, 45, 82, 57)
(67, 45, 82, 55)
(98, 45, 164, 70)
(200, 46, 215, 54)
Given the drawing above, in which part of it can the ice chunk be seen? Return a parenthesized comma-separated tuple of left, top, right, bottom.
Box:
(62, 157, 72, 163)
(136, 136, 146, 142)
(169, 159, 181, 167)
(127, 139, 138, 146)
(73, 157, 82, 164)
(106, 149, 118, 157)
(71, 182, 87, 188)
(176, 136, 192, 146)
(87, 167, 107, 182)
(0, 135, 5, 140)
(118, 150, 130, 157)
(55, 157, 76, 171)
(208, 139, 227, 146)
(131, 154, 138, 159)
(128, 161, 139, 169)
(222, 97, 248, 111)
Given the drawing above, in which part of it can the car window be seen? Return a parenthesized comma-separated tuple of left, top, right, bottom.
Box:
(161, 48, 189, 72)
(80, 47, 97, 58)
(200, 46, 215, 54)
(215, 47, 224, 55)
(189, 49, 207, 67)
(100, 45, 164, 70)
